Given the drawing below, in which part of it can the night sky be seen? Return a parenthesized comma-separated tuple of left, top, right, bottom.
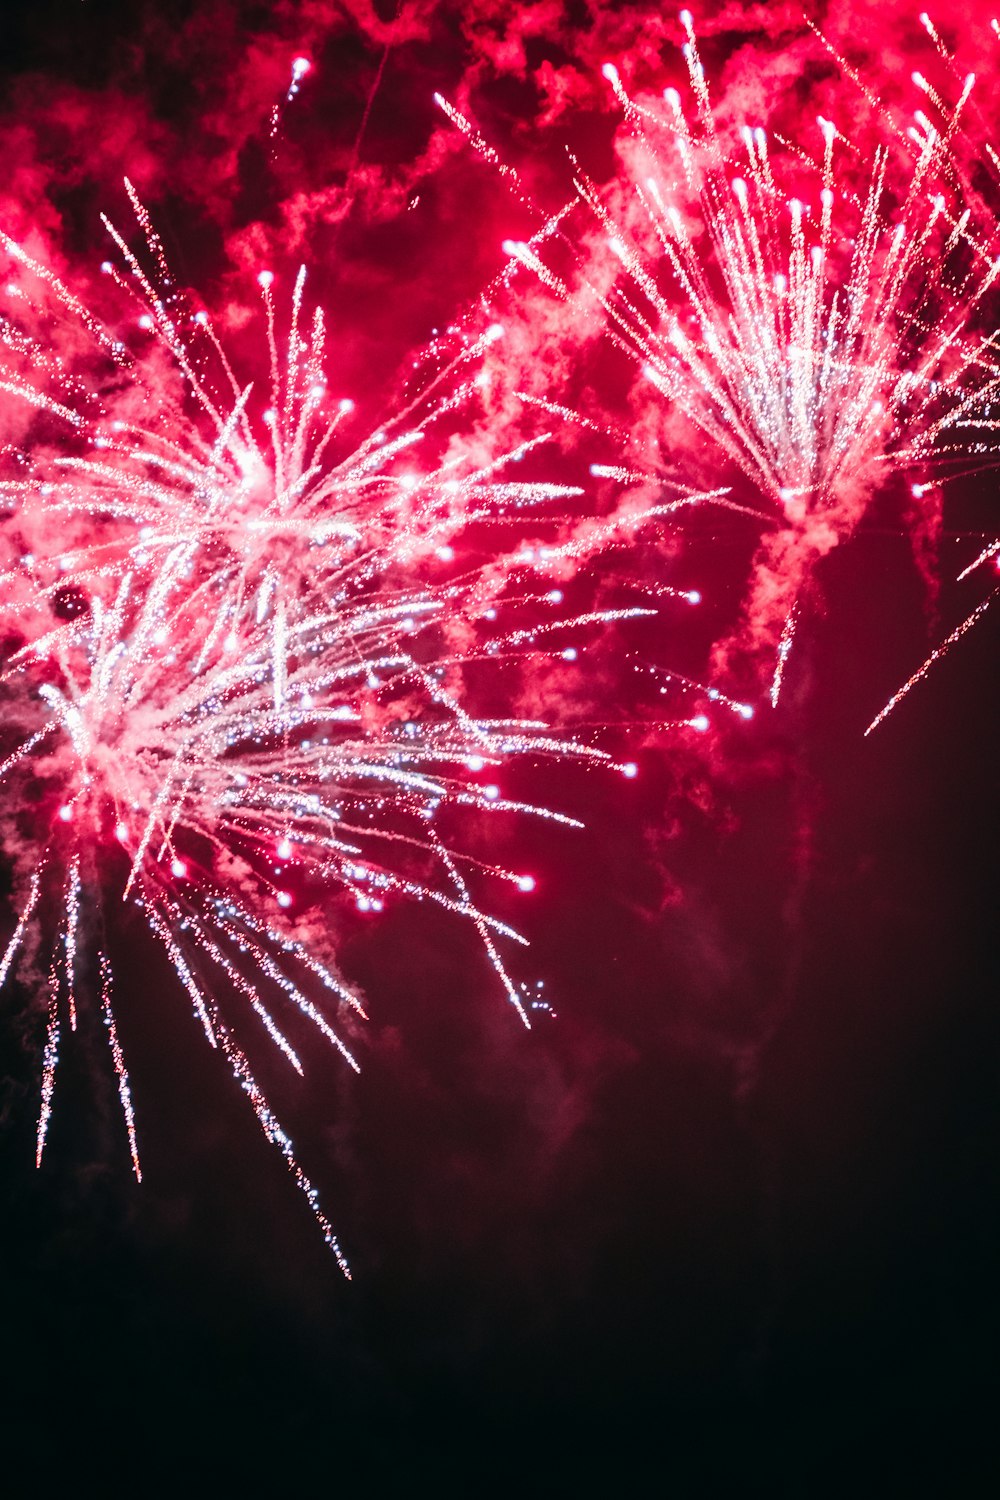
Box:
(0, 1, 997, 1486)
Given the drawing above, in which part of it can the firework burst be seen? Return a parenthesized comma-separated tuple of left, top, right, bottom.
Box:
(496, 13, 1000, 703)
(0, 189, 676, 1267)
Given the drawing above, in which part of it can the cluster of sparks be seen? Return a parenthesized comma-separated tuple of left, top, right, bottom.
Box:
(2, 10, 998, 1265)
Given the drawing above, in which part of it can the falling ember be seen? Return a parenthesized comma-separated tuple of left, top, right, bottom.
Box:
(0, 188, 663, 1265)
(270, 54, 313, 141)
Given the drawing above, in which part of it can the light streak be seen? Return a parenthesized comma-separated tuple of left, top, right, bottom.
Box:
(864, 590, 996, 734)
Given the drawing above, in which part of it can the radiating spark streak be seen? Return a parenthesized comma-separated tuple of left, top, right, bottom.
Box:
(210, 911, 360, 1073)
(36, 969, 60, 1168)
(99, 954, 141, 1181)
(588, 467, 771, 524)
(0, 228, 128, 364)
(152, 887, 351, 1273)
(430, 830, 531, 1027)
(272, 594, 287, 713)
(434, 93, 535, 205)
(639, 666, 755, 720)
(499, 607, 655, 649)
(957, 540, 1000, 580)
(864, 591, 996, 734)
(142, 905, 218, 1048)
(64, 857, 81, 1032)
(770, 609, 798, 708)
(210, 901, 368, 1019)
(515, 393, 615, 437)
(217, 1018, 351, 1277)
(101, 721, 350, 1266)
(0, 870, 43, 987)
(0, 728, 54, 782)
(194, 930, 304, 1075)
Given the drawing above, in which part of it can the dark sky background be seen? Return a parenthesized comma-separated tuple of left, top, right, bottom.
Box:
(0, 1, 997, 1486)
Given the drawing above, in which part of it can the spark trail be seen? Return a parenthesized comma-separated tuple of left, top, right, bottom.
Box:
(865, 588, 997, 734)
